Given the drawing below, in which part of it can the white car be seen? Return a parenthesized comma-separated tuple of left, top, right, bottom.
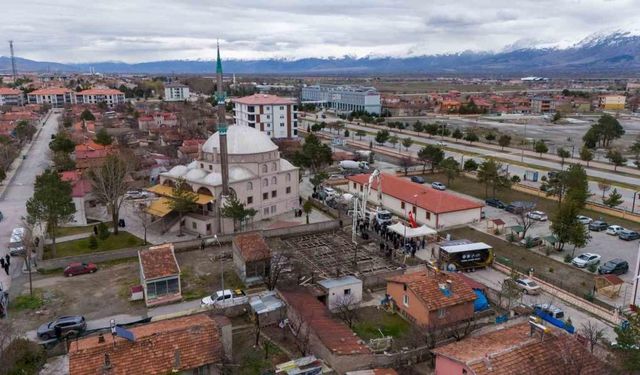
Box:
(201, 289, 248, 308)
(431, 182, 446, 191)
(526, 211, 548, 221)
(513, 278, 541, 295)
(322, 186, 337, 197)
(436, 141, 447, 147)
(576, 215, 592, 225)
(606, 225, 625, 236)
(571, 253, 601, 268)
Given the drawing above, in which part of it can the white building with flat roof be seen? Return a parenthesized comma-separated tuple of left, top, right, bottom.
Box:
(301, 84, 381, 114)
(27, 88, 76, 107)
(76, 88, 126, 106)
(232, 94, 299, 139)
(0, 88, 24, 106)
(164, 83, 190, 101)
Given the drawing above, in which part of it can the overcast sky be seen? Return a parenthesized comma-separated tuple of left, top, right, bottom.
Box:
(3, 0, 639, 63)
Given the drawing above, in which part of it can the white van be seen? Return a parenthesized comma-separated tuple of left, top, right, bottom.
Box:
(8, 227, 25, 256)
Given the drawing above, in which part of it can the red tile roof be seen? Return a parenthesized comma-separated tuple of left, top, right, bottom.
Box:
(78, 88, 124, 96)
(29, 87, 72, 95)
(347, 173, 483, 214)
(0, 88, 21, 95)
(233, 232, 271, 262)
(387, 271, 476, 311)
(138, 244, 180, 280)
(69, 314, 224, 375)
(233, 93, 296, 105)
(279, 288, 370, 355)
(432, 322, 606, 375)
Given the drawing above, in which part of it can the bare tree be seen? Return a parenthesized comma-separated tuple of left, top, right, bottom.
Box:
(88, 154, 131, 235)
(264, 250, 292, 291)
(514, 208, 537, 239)
(497, 269, 524, 312)
(332, 294, 359, 328)
(132, 203, 153, 245)
(580, 320, 605, 353)
(288, 314, 312, 356)
(444, 318, 478, 342)
(597, 182, 611, 200)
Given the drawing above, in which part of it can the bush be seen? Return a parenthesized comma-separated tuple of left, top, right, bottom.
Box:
(588, 263, 598, 273)
(97, 222, 110, 240)
(494, 228, 501, 235)
(506, 233, 517, 242)
(548, 267, 554, 273)
(88, 235, 98, 249)
(1, 338, 46, 375)
(564, 254, 572, 263)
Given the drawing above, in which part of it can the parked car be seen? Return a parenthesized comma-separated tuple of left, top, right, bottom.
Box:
(201, 289, 248, 308)
(505, 201, 535, 214)
(572, 253, 601, 268)
(526, 210, 548, 221)
(606, 225, 625, 236)
(436, 141, 447, 147)
(485, 198, 506, 209)
(519, 236, 543, 248)
(576, 215, 592, 225)
(431, 182, 446, 191)
(514, 278, 541, 295)
(322, 186, 337, 197)
(63, 262, 98, 277)
(533, 303, 565, 319)
(619, 230, 640, 241)
(598, 259, 629, 275)
(588, 220, 608, 231)
(37, 316, 87, 340)
(410, 176, 425, 184)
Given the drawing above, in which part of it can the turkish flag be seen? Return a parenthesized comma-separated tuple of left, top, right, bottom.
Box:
(408, 211, 418, 228)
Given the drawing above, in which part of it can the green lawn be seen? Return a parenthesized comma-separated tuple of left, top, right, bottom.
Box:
(55, 222, 112, 237)
(353, 307, 411, 340)
(44, 231, 144, 259)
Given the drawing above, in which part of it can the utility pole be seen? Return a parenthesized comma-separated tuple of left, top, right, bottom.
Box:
(9, 40, 17, 82)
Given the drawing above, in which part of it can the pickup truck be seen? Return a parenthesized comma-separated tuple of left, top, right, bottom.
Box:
(201, 289, 248, 308)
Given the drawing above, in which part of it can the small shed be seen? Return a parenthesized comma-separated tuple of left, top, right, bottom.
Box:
(488, 218, 506, 234)
(233, 232, 271, 286)
(595, 274, 624, 298)
(138, 243, 181, 307)
(249, 291, 285, 327)
(317, 275, 363, 311)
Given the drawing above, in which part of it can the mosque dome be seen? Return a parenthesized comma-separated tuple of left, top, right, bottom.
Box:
(202, 125, 278, 155)
(167, 165, 188, 178)
(185, 169, 207, 181)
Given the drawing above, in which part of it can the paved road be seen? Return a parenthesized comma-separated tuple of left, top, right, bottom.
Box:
(0, 111, 59, 293)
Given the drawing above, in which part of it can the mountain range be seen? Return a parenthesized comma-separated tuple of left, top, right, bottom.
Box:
(1, 31, 639, 76)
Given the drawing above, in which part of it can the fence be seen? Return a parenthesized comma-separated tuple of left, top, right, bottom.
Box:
(38, 220, 341, 271)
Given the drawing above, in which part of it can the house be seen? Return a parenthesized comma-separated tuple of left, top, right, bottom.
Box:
(599, 94, 626, 111)
(232, 232, 271, 286)
(279, 288, 372, 374)
(138, 243, 181, 307)
(27, 87, 75, 107)
(317, 275, 363, 311)
(68, 313, 232, 375)
(0, 87, 24, 106)
(386, 271, 476, 330)
(232, 93, 299, 139)
(138, 112, 178, 131)
(346, 173, 483, 230)
(74, 140, 113, 170)
(178, 139, 206, 160)
(432, 321, 606, 375)
(164, 82, 190, 101)
(60, 170, 93, 226)
(530, 96, 554, 113)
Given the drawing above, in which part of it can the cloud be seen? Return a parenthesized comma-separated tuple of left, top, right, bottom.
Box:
(1, 0, 639, 62)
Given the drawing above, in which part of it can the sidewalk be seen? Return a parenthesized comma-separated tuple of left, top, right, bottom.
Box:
(45, 232, 92, 245)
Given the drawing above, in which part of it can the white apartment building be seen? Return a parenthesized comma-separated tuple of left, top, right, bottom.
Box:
(27, 88, 76, 108)
(0, 88, 24, 106)
(76, 89, 126, 106)
(301, 84, 381, 114)
(164, 83, 190, 101)
(232, 94, 298, 139)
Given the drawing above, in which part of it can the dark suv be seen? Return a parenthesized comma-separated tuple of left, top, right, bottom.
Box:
(37, 315, 87, 340)
(598, 259, 629, 275)
(588, 220, 608, 231)
(410, 176, 425, 184)
(485, 198, 506, 209)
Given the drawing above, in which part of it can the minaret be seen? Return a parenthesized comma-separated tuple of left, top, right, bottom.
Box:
(215, 41, 230, 197)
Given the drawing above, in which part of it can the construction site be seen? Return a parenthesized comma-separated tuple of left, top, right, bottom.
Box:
(268, 230, 404, 289)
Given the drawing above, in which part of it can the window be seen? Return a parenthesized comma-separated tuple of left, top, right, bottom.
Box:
(247, 106, 255, 113)
(208, 165, 212, 170)
(271, 205, 276, 214)
(294, 129, 298, 136)
(412, 206, 417, 214)
(264, 208, 269, 216)
(262, 164, 267, 173)
(247, 196, 253, 204)
(266, 115, 270, 119)
(403, 294, 409, 306)
(344, 288, 351, 295)
(263, 192, 268, 200)
(438, 308, 446, 318)
(192, 222, 197, 230)
(286, 173, 291, 182)
(267, 131, 271, 136)
(401, 202, 405, 209)
(426, 212, 431, 220)
(248, 114, 255, 121)
(247, 182, 253, 191)
(286, 187, 291, 194)
(200, 163, 204, 168)
(280, 122, 285, 127)
(272, 176, 277, 184)
(263, 178, 268, 187)
(272, 162, 277, 171)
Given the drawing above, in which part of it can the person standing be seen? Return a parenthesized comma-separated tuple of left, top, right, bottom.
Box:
(0, 257, 4, 271)
(5, 254, 9, 268)
(2, 261, 8, 276)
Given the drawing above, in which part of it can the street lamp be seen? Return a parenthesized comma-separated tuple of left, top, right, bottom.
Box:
(213, 235, 224, 293)
(633, 192, 640, 214)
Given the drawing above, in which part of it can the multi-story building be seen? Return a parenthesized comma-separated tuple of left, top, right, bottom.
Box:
(0, 88, 24, 106)
(27, 88, 75, 107)
(530, 96, 554, 113)
(232, 94, 298, 139)
(164, 82, 190, 101)
(599, 94, 626, 111)
(76, 88, 126, 106)
(301, 84, 381, 114)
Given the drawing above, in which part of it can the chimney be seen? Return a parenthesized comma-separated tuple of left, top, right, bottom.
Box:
(98, 333, 105, 344)
(483, 353, 492, 371)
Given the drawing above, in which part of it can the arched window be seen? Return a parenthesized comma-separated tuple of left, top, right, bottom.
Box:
(263, 178, 268, 187)
(286, 173, 291, 182)
(262, 164, 268, 173)
(272, 162, 277, 171)
(272, 176, 277, 185)
(247, 182, 253, 191)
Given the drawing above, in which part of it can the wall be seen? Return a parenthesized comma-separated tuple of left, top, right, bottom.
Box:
(437, 208, 482, 229)
(427, 301, 474, 328)
(326, 281, 363, 311)
(434, 355, 468, 375)
(386, 282, 430, 326)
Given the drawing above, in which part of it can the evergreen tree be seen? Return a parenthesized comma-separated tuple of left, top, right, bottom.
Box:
(94, 128, 113, 146)
(374, 130, 390, 145)
(221, 195, 257, 231)
(607, 149, 627, 171)
(439, 157, 460, 186)
(452, 128, 463, 141)
(417, 145, 444, 173)
(167, 178, 198, 236)
(80, 109, 96, 121)
(498, 135, 511, 150)
(603, 188, 624, 208)
(534, 140, 549, 156)
(579, 146, 593, 167)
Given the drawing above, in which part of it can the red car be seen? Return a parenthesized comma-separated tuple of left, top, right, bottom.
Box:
(63, 262, 98, 277)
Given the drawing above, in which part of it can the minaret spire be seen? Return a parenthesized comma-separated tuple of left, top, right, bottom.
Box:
(215, 40, 230, 197)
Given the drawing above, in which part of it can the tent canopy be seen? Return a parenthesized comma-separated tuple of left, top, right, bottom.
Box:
(147, 184, 214, 205)
(387, 222, 437, 238)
